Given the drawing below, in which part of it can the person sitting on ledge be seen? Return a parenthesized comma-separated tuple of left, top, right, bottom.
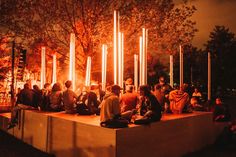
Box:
(154, 76, 173, 113)
(49, 83, 64, 112)
(8, 83, 37, 129)
(100, 85, 132, 128)
(213, 97, 231, 122)
(120, 85, 138, 113)
(40, 83, 51, 111)
(134, 85, 162, 124)
(77, 84, 100, 115)
(62, 80, 77, 114)
(169, 83, 190, 114)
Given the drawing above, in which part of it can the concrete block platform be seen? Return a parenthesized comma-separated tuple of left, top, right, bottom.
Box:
(0, 111, 227, 157)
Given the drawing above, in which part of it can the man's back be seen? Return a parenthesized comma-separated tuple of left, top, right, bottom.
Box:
(63, 89, 77, 113)
(120, 92, 138, 112)
(169, 89, 189, 113)
(17, 88, 34, 107)
(100, 93, 120, 123)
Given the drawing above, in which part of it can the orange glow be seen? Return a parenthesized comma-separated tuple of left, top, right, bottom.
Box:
(41, 47, 46, 88)
(85, 56, 91, 87)
(102, 44, 107, 91)
(52, 54, 57, 85)
(69, 33, 76, 90)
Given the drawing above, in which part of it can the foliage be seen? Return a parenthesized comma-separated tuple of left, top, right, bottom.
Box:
(205, 25, 236, 89)
(0, 0, 197, 83)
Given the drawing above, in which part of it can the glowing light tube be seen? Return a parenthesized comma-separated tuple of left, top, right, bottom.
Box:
(52, 54, 57, 85)
(121, 33, 124, 90)
(208, 52, 211, 100)
(102, 44, 107, 91)
(139, 36, 143, 86)
(142, 28, 148, 85)
(69, 33, 76, 90)
(179, 45, 183, 87)
(41, 47, 46, 89)
(170, 55, 173, 87)
(134, 54, 138, 92)
(85, 56, 91, 87)
(113, 10, 117, 84)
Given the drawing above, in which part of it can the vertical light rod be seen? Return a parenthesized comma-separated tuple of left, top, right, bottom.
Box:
(134, 54, 138, 92)
(102, 44, 107, 91)
(69, 33, 76, 90)
(113, 10, 118, 84)
(41, 47, 46, 89)
(179, 45, 183, 87)
(139, 36, 143, 86)
(118, 32, 122, 87)
(208, 52, 211, 101)
(85, 56, 91, 87)
(170, 55, 174, 87)
(52, 54, 57, 84)
(121, 33, 124, 90)
(142, 28, 148, 85)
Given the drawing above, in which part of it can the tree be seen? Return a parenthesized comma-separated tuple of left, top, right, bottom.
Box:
(205, 25, 236, 89)
(0, 0, 197, 84)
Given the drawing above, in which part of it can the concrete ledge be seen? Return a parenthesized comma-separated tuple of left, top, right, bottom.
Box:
(47, 115, 116, 157)
(0, 111, 227, 157)
(116, 112, 223, 157)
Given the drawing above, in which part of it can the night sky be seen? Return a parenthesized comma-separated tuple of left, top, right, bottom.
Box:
(176, 0, 236, 48)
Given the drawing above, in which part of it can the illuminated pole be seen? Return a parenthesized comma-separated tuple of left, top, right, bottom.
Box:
(142, 28, 148, 85)
(208, 52, 211, 101)
(170, 55, 174, 87)
(139, 36, 143, 86)
(118, 32, 122, 87)
(179, 45, 183, 87)
(52, 54, 57, 84)
(113, 10, 118, 84)
(41, 47, 46, 89)
(118, 32, 124, 89)
(102, 44, 107, 91)
(134, 54, 138, 92)
(69, 33, 76, 91)
(121, 33, 124, 90)
(85, 56, 91, 87)
(139, 28, 148, 86)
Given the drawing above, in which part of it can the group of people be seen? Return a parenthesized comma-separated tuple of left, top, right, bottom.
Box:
(8, 76, 231, 129)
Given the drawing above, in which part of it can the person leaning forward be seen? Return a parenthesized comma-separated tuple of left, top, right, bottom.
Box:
(100, 85, 132, 128)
